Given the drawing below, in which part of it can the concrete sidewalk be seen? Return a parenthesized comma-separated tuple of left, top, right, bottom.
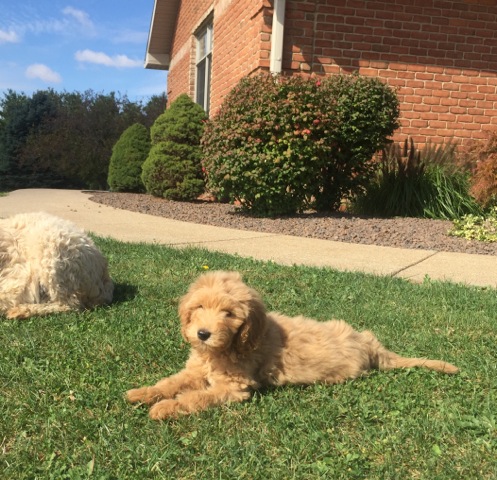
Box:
(1, 188, 496, 288)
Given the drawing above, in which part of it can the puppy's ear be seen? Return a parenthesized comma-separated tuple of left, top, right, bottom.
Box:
(178, 292, 193, 341)
(178, 273, 208, 341)
(234, 289, 267, 354)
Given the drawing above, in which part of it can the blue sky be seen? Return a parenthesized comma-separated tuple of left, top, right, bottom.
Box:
(0, 0, 166, 102)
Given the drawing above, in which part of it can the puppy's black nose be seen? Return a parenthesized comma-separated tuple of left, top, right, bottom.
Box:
(197, 329, 211, 341)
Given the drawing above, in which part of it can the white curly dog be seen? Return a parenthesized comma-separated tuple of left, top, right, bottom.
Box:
(0, 212, 114, 319)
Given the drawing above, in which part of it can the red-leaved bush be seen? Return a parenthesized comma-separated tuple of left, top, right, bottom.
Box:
(463, 132, 497, 209)
(201, 73, 399, 216)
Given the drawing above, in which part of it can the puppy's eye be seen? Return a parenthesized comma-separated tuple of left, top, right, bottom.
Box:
(196, 305, 204, 310)
(223, 310, 234, 318)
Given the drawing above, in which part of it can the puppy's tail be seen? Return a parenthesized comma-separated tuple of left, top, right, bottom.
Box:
(379, 351, 459, 374)
(6, 302, 72, 320)
(362, 330, 459, 374)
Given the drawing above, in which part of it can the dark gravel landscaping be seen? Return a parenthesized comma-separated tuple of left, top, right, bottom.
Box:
(89, 192, 497, 256)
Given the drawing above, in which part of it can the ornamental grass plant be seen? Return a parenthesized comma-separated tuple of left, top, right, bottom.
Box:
(352, 138, 482, 220)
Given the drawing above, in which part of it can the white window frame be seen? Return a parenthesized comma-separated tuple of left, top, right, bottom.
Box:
(195, 21, 213, 115)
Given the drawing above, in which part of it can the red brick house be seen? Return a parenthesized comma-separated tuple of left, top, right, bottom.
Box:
(146, 0, 497, 146)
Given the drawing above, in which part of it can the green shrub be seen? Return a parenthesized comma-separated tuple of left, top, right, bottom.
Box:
(141, 141, 204, 200)
(107, 123, 150, 192)
(142, 93, 207, 201)
(201, 73, 399, 216)
(449, 207, 497, 242)
(352, 139, 482, 219)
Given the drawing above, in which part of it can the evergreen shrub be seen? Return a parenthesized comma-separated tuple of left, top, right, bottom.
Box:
(107, 123, 150, 192)
(142, 94, 207, 201)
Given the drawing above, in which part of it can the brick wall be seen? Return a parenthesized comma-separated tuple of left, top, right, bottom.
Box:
(210, 1, 272, 113)
(165, 0, 497, 146)
(166, 0, 212, 105)
(283, 0, 497, 146)
(167, 0, 271, 115)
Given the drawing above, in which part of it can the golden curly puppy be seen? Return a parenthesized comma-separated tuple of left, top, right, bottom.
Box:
(0, 212, 114, 319)
(127, 270, 458, 419)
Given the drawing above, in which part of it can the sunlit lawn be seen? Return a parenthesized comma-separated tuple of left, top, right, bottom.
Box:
(1, 238, 496, 479)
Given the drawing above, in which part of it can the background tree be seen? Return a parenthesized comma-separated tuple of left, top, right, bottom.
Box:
(0, 90, 60, 186)
(107, 123, 150, 192)
(142, 93, 167, 129)
(0, 89, 166, 190)
(141, 93, 207, 200)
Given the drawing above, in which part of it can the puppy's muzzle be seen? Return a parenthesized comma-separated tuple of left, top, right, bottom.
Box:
(197, 329, 211, 341)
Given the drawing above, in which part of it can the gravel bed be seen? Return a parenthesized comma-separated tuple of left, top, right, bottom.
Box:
(89, 192, 497, 256)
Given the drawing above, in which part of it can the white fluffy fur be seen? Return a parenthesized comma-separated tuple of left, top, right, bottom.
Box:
(0, 212, 113, 319)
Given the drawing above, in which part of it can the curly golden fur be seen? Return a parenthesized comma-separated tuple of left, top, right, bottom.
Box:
(127, 270, 458, 420)
(0, 212, 113, 319)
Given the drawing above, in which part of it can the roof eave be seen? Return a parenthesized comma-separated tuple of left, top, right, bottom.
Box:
(145, 53, 171, 70)
(145, 0, 180, 71)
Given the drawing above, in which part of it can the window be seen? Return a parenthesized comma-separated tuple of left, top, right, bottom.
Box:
(195, 21, 213, 115)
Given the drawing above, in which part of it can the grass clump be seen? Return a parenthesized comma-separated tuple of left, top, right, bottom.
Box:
(1, 239, 496, 479)
(352, 138, 482, 219)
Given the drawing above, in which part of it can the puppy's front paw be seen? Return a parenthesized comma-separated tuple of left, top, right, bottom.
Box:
(149, 399, 180, 420)
(126, 386, 161, 405)
(6, 307, 26, 319)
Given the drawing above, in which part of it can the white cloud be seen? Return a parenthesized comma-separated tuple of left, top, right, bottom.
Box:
(75, 49, 142, 68)
(112, 29, 148, 45)
(62, 7, 95, 31)
(25, 64, 62, 83)
(5, 7, 96, 38)
(0, 29, 20, 44)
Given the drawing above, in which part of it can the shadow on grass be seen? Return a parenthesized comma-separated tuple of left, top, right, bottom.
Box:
(112, 282, 139, 304)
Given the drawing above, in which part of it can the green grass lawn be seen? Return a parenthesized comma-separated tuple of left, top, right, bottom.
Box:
(1, 238, 496, 479)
